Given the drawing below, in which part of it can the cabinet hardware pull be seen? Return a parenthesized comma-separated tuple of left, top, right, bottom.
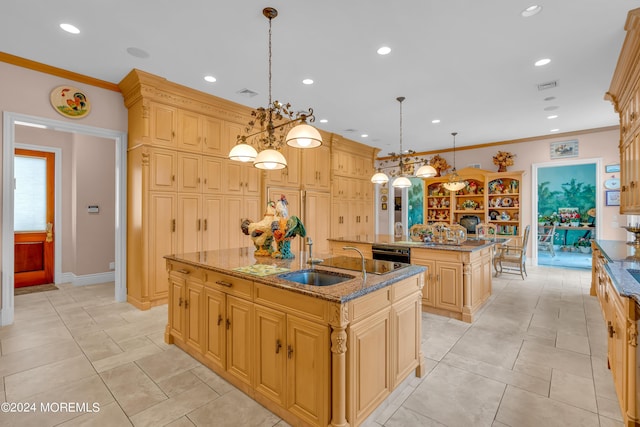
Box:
(226, 318, 231, 330)
(276, 339, 282, 354)
(178, 297, 183, 306)
(217, 314, 223, 326)
(204, 178, 207, 184)
(608, 321, 616, 337)
(184, 299, 189, 309)
(287, 345, 293, 359)
(172, 131, 175, 138)
(172, 175, 175, 181)
(172, 219, 176, 232)
(216, 280, 233, 287)
(197, 177, 201, 183)
(436, 275, 440, 283)
(204, 219, 208, 231)
(197, 219, 201, 231)
(176, 269, 189, 274)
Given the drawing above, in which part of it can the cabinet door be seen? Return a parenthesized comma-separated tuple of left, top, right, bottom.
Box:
(435, 261, 463, 313)
(202, 116, 223, 156)
(348, 310, 390, 423)
(177, 110, 202, 151)
(204, 287, 226, 370)
(177, 152, 202, 193)
(265, 145, 300, 188)
(331, 202, 350, 238)
(244, 164, 262, 196)
(149, 193, 176, 299)
(168, 273, 185, 341)
(304, 191, 331, 255)
(224, 196, 243, 249)
(177, 194, 202, 255)
(414, 258, 435, 307)
(223, 162, 243, 194)
(226, 295, 253, 386)
(316, 146, 331, 190)
(392, 296, 420, 386)
(202, 156, 223, 194)
(254, 305, 287, 406)
(202, 195, 223, 251)
(185, 280, 204, 353)
(287, 315, 329, 427)
(149, 148, 177, 191)
(150, 103, 177, 146)
(223, 122, 244, 159)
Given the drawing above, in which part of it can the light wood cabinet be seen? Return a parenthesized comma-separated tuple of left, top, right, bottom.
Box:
(265, 145, 301, 188)
(606, 8, 640, 214)
(149, 147, 177, 192)
(147, 192, 177, 306)
(223, 161, 261, 196)
(303, 191, 331, 255)
(150, 102, 177, 147)
(168, 268, 204, 354)
(177, 109, 224, 155)
(302, 146, 331, 191)
(224, 195, 261, 249)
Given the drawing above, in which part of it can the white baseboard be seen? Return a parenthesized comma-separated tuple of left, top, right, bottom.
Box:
(57, 271, 115, 287)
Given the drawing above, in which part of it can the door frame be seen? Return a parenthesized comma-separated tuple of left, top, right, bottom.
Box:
(14, 144, 62, 287)
(2, 112, 128, 326)
(530, 157, 602, 266)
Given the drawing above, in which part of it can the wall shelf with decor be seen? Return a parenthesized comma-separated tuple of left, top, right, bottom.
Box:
(423, 168, 523, 239)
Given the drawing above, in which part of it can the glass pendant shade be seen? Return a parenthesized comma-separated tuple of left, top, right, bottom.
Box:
(286, 123, 322, 148)
(443, 171, 466, 191)
(253, 148, 287, 170)
(392, 176, 412, 188)
(229, 143, 258, 162)
(371, 172, 389, 184)
(415, 164, 437, 178)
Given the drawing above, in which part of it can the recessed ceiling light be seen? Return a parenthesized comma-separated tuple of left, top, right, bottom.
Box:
(302, 78, 314, 85)
(319, 119, 328, 123)
(377, 46, 391, 55)
(521, 5, 542, 17)
(535, 58, 551, 67)
(547, 115, 558, 119)
(126, 47, 150, 58)
(550, 129, 560, 132)
(204, 75, 217, 83)
(431, 119, 441, 124)
(361, 134, 368, 138)
(60, 23, 80, 34)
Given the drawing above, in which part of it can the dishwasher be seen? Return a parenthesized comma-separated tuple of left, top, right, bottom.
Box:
(371, 244, 411, 263)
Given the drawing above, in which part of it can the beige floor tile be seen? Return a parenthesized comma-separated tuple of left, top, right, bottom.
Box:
(516, 340, 593, 379)
(599, 415, 625, 427)
(449, 326, 523, 370)
(550, 369, 597, 412)
(165, 417, 196, 427)
(380, 406, 445, 426)
(189, 366, 236, 396)
(92, 344, 162, 373)
(100, 362, 168, 416)
(0, 338, 81, 378)
(157, 369, 206, 397)
(5, 355, 96, 401)
(0, 313, 64, 341)
(118, 336, 155, 351)
(402, 363, 505, 427)
(0, 325, 74, 355)
(596, 396, 624, 422)
(496, 385, 599, 427)
(57, 401, 132, 426)
(186, 389, 281, 427)
(129, 383, 219, 427)
(104, 319, 166, 344)
(591, 356, 618, 401)
(135, 346, 201, 383)
(75, 330, 123, 362)
(556, 330, 591, 355)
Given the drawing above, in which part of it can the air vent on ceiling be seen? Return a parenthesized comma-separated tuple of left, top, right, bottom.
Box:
(236, 88, 258, 97)
(343, 128, 357, 133)
(537, 80, 558, 91)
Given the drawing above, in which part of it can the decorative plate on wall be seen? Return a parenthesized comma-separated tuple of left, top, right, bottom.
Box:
(50, 85, 91, 118)
(604, 178, 620, 189)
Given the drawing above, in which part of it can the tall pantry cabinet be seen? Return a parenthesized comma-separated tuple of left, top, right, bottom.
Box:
(120, 69, 262, 309)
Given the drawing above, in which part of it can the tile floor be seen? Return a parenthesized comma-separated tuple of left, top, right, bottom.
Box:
(0, 265, 624, 427)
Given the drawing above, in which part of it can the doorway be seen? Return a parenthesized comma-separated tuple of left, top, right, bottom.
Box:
(1, 112, 128, 326)
(14, 148, 55, 287)
(532, 158, 601, 268)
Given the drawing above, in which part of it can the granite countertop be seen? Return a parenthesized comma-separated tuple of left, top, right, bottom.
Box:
(594, 240, 640, 305)
(328, 234, 507, 252)
(165, 248, 425, 304)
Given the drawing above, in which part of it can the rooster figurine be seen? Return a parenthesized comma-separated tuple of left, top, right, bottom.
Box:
(271, 195, 306, 259)
(240, 201, 276, 256)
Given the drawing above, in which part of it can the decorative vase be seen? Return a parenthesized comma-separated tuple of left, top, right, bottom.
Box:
(498, 164, 507, 172)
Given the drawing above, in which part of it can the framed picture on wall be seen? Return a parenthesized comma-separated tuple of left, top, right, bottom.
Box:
(605, 190, 620, 206)
(605, 164, 620, 173)
(550, 140, 579, 159)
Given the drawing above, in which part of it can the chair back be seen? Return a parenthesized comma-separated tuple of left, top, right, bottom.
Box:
(476, 222, 497, 241)
(538, 224, 555, 243)
(521, 225, 531, 256)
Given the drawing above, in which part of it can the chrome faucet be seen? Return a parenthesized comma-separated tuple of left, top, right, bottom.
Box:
(343, 246, 366, 283)
(307, 237, 322, 265)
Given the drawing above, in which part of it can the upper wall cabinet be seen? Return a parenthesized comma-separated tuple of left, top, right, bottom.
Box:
(606, 8, 640, 214)
(150, 103, 178, 147)
(177, 110, 224, 155)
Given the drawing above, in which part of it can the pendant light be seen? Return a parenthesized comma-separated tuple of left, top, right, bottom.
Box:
(371, 170, 389, 184)
(228, 7, 322, 170)
(442, 132, 466, 192)
(415, 162, 437, 178)
(392, 97, 413, 188)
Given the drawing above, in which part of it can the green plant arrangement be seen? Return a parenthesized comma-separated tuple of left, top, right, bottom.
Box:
(461, 199, 478, 210)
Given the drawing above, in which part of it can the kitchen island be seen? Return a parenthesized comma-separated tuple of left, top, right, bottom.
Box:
(164, 248, 426, 427)
(591, 241, 639, 427)
(328, 235, 498, 322)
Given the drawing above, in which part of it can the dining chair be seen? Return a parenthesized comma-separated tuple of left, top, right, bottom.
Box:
(537, 224, 556, 257)
(494, 225, 531, 279)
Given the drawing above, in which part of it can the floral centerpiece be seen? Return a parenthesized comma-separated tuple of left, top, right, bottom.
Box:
(493, 151, 516, 172)
(429, 155, 451, 177)
(559, 208, 581, 226)
(461, 199, 478, 210)
(574, 237, 591, 253)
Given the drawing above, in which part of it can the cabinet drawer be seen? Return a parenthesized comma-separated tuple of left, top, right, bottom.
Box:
(411, 248, 461, 263)
(205, 271, 253, 299)
(168, 262, 205, 281)
(391, 275, 422, 302)
(349, 287, 391, 323)
(254, 283, 327, 322)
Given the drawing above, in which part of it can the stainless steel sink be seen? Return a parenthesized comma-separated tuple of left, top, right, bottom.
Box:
(277, 269, 355, 286)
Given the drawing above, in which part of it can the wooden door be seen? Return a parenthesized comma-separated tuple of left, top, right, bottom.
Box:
(149, 192, 176, 299)
(177, 194, 202, 254)
(14, 149, 55, 287)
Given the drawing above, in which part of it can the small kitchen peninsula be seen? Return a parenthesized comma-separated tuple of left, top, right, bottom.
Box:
(591, 241, 640, 426)
(164, 248, 426, 427)
(328, 235, 496, 323)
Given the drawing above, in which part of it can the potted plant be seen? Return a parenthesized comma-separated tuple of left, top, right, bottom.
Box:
(574, 237, 591, 253)
(548, 212, 560, 225)
(462, 199, 478, 210)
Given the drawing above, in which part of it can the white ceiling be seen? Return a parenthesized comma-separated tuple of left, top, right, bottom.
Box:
(1, 1, 636, 153)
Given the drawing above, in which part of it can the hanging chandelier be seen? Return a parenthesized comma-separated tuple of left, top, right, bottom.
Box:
(442, 132, 466, 191)
(370, 97, 437, 187)
(228, 7, 322, 170)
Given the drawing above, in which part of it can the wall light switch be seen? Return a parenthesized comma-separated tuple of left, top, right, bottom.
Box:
(88, 205, 99, 213)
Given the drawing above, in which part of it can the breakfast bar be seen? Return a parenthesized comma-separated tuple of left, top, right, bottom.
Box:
(164, 248, 426, 427)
